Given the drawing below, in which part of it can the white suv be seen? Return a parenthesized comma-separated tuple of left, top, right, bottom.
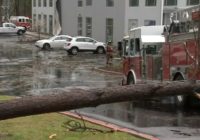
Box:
(63, 36, 106, 55)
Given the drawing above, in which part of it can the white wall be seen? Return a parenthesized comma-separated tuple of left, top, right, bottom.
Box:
(124, 0, 163, 36)
(32, 0, 55, 34)
(61, 0, 125, 45)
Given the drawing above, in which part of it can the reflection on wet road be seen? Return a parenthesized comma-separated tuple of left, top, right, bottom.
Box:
(0, 36, 200, 139)
(0, 43, 121, 96)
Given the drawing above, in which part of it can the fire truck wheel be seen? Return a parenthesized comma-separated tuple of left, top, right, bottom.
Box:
(17, 30, 23, 35)
(174, 74, 186, 107)
(127, 73, 135, 85)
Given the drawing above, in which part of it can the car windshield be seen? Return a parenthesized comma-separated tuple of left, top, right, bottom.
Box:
(66, 37, 72, 42)
(49, 36, 57, 40)
(11, 24, 16, 28)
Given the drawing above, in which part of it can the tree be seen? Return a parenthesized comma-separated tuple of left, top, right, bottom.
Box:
(0, 81, 199, 121)
(11, 0, 32, 17)
(0, 0, 3, 24)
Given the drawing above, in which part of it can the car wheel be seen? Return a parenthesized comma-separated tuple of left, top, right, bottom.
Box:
(127, 73, 135, 85)
(17, 30, 23, 35)
(71, 47, 78, 55)
(43, 43, 51, 50)
(97, 47, 105, 54)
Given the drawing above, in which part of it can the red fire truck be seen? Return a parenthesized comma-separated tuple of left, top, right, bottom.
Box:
(122, 6, 200, 106)
(10, 16, 31, 30)
(122, 25, 166, 84)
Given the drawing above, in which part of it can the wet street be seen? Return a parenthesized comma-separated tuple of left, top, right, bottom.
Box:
(1, 35, 200, 140)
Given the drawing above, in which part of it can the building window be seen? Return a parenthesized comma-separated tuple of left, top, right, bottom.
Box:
(33, 14, 37, 30)
(187, 0, 199, 5)
(49, 0, 53, 7)
(144, 20, 156, 26)
(106, 18, 113, 43)
(86, 0, 92, 6)
(106, 0, 114, 7)
(49, 15, 53, 34)
(78, 16, 83, 35)
(164, 0, 177, 6)
(145, 0, 156, 6)
(128, 19, 138, 31)
(38, 0, 41, 7)
(78, 0, 83, 7)
(38, 14, 41, 23)
(43, 15, 47, 33)
(86, 17, 92, 37)
(33, 0, 36, 7)
(129, 0, 139, 7)
(38, 14, 42, 32)
(43, 0, 47, 7)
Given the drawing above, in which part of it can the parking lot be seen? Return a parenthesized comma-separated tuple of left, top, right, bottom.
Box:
(1, 34, 200, 140)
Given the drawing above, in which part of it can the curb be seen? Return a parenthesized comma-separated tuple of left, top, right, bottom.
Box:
(61, 111, 159, 140)
(94, 67, 123, 75)
(25, 31, 50, 39)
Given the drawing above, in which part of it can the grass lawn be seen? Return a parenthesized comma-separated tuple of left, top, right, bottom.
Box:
(0, 96, 145, 140)
(0, 95, 16, 101)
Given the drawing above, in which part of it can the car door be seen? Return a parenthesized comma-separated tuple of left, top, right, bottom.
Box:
(8, 23, 17, 33)
(75, 38, 86, 50)
(61, 36, 71, 47)
(3, 24, 15, 33)
(84, 38, 96, 51)
(51, 36, 64, 48)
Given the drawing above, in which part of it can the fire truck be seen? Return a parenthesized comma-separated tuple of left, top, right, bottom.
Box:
(122, 6, 200, 106)
(10, 16, 31, 30)
(122, 25, 166, 84)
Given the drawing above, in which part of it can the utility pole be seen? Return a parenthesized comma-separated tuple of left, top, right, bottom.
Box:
(197, 4, 200, 80)
(0, 0, 2, 24)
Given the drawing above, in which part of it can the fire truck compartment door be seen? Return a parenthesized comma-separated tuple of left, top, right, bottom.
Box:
(141, 35, 165, 44)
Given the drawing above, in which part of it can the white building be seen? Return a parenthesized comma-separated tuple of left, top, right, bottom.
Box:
(32, 0, 61, 35)
(32, 0, 200, 44)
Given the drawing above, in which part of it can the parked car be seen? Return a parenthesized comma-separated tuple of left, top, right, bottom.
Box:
(63, 36, 106, 55)
(0, 22, 26, 35)
(35, 35, 72, 50)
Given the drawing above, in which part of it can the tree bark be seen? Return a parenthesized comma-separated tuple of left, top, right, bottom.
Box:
(0, 0, 3, 24)
(0, 81, 199, 121)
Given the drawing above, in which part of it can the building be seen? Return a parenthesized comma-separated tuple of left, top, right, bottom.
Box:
(32, 0, 61, 35)
(61, 0, 163, 45)
(32, 0, 200, 44)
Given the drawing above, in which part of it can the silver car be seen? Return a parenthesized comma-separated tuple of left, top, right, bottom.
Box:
(35, 35, 72, 50)
(63, 36, 106, 55)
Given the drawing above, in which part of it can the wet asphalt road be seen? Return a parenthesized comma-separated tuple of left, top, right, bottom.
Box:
(1, 35, 200, 140)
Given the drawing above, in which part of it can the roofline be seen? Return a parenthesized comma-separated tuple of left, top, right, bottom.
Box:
(130, 25, 166, 31)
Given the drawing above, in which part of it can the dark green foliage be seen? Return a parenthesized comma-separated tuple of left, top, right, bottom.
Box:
(0, 0, 32, 23)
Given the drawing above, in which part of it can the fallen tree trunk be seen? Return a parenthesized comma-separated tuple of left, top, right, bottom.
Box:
(0, 81, 199, 120)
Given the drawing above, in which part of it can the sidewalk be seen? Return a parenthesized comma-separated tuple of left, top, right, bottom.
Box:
(25, 31, 50, 39)
(61, 111, 159, 140)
